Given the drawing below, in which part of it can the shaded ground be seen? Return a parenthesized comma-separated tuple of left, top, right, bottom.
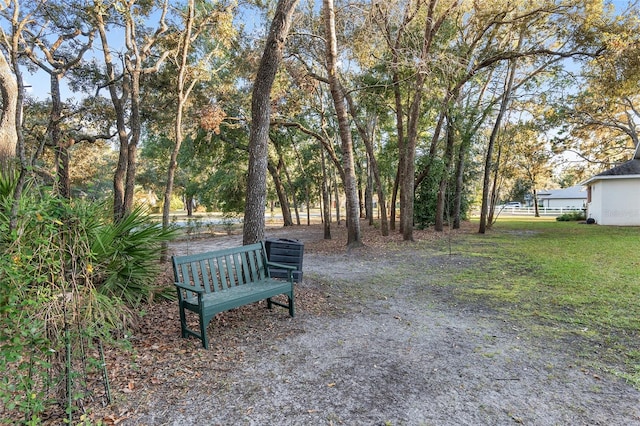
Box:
(97, 223, 639, 425)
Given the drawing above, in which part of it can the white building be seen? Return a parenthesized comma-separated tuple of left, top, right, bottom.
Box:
(537, 185, 587, 210)
(582, 153, 640, 226)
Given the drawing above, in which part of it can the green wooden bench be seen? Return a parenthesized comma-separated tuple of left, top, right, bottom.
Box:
(172, 241, 296, 349)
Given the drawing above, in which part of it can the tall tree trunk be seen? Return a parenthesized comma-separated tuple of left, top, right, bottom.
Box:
(186, 195, 195, 216)
(292, 141, 311, 226)
(400, 0, 450, 241)
(323, 0, 362, 248)
(358, 179, 365, 219)
(344, 93, 389, 236)
(8, 23, 27, 232)
(163, 0, 196, 234)
(48, 72, 72, 199)
(391, 48, 405, 234)
(96, 11, 130, 222)
(320, 145, 331, 239)
(452, 132, 471, 229)
(282, 155, 300, 225)
(487, 143, 502, 226)
(333, 167, 341, 225)
(390, 167, 399, 231)
(0, 51, 17, 166)
(124, 70, 142, 216)
(452, 76, 492, 230)
(402, 90, 422, 240)
(95, 1, 169, 222)
(365, 132, 389, 235)
(305, 186, 310, 225)
(434, 114, 456, 232)
(415, 107, 447, 188)
(479, 59, 518, 233)
(267, 159, 294, 226)
(366, 161, 373, 225)
(26, 20, 95, 200)
(243, 0, 299, 245)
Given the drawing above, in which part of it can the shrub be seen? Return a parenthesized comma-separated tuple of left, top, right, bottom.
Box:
(0, 170, 176, 423)
(556, 210, 587, 221)
(91, 205, 177, 306)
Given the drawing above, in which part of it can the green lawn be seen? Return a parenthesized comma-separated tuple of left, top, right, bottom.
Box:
(439, 218, 640, 386)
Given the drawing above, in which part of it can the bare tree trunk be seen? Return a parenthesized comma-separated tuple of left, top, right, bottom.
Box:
(479, 59, 518, 233)
(95, 1, 169, 222)
(487, 144, 502, 227)
(48, 73, 71, 199)
(292, 141, 311, 226)
(186, 195, 195, 216)
(7, 18, 27, 232)
(243, 0, 299, 245)
(123, 70, 142, 216)
(435, 114, 456, 232)
(344, 94, 389, 235)
(452, 133, 471, 229)
(323, 0, 362, 248)
(96, 11, 130, 222)
(25, 19, 95, 200)
(163, 0, 197, 235)
(0, 51, 17, 165)
(321, 145, 331, 239)
(391, 49, 405, 234)
(415, 108, 446, 188)
(390, 168, 399, 231)
(282, 156, 300, 225)
(333, 163, 341, 225)
(305, 187, 310, 225)
(366, 164, 373, 226)
(267, 159, 294, 226)
(401, 0, 452, 241)
(358, 179, 365, 219)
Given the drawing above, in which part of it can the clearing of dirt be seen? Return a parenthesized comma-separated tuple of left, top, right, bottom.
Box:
(101, 223, 639, 426)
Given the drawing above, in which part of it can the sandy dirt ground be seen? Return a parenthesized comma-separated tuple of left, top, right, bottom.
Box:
(125, 224, 640, 426)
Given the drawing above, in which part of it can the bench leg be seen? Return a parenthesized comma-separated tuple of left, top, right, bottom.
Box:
(288, 294, 295, 317)
(179, 305, 188, 338)
(199, 313, 209, 349)
(266, 294, 295, 316)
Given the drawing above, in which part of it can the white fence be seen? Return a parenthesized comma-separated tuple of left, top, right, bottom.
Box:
(494, 206, 585, 216)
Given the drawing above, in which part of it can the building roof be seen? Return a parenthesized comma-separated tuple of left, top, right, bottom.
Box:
(538, 185, 586, 200)
(582, 159, 640, 185)
(595, 159, 640, 176)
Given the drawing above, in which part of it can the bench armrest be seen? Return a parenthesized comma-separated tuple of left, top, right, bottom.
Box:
(265, 260, 296, 282)
(265, 260, 297, 271)
(174, 281, 205, 294)
(174, 282, 205, 305)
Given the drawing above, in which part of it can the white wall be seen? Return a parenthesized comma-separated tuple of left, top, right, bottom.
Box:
(541, 198, 586, 209)
(588, 178, 640, 225)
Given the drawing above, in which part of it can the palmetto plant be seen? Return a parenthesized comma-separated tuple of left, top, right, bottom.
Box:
(91, 205, 177, 306)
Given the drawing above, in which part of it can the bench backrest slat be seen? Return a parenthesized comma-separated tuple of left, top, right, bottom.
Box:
(197, 259, 210, 292)
(205, 257, 218, 292)
(221, 253, 233, 288)
(233, 251, 245, 286)
(246, 249, 258, 282)
(255, 244, 267, 280)
(239, 251, 249, 285)
(247, 248, 264, 282)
